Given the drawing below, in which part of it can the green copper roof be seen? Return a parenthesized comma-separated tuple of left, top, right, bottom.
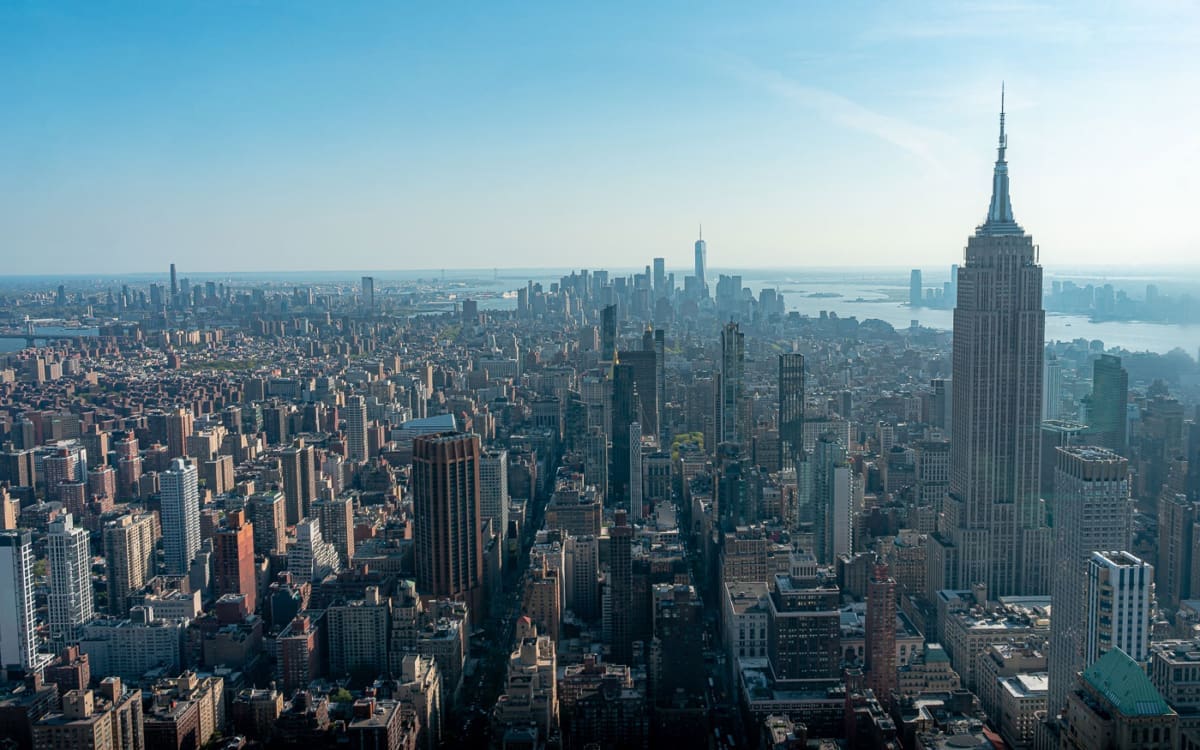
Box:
(1082, 648, 1174, 717)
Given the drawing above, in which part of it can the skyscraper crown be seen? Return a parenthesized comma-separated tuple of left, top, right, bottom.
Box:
(978, 84, 1025, 237)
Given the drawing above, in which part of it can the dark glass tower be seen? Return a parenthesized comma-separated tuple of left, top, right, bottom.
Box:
(1090, 354, 1128, 454)
(413, 432, 484, 614)
(778, 353, 805, 473)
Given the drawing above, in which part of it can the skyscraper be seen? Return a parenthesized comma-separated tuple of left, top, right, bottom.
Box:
(480, 448, 510, 538)
(652, 257, 666, 298)
(609, 509, 633, 665)
(165, 407, 193, 460)
(161, 458, 201, 575)
(213, 509, 257, 605)
(812, 432, 852, 564)
(361, 275, 375, 313)
(865, 564, 898, 706)
(600, 304, 617, 365)
(345, 394, 368, 463)
(0, 529, 38, 670)
(1047, 446, 1131, 716)
(930, 90, 1050, 598)
(1084, 551, 1152, 667)
(779, 353, 805, 474)
(638, 326, 666, 446)
(48, 513, 94, 648)
(610, 362, 639, 507)
(413, 432, 484, 614)
(719, 322, 745, 445)
(1044, 353, 1063, 420)
(909, 269, 923, 307)
(694, 228, 707, 297)
(280, 440, 317, 525)
(103, 513, 157, 616)
(1090, 354, 1129, 454)
(1156, 492, 1197, 610)
(315, 495, 356, 565)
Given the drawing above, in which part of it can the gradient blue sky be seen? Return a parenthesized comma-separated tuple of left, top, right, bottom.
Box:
(3, 2, 1198, 274)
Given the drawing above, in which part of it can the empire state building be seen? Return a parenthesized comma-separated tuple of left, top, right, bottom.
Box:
(929, 91, 1052, 597)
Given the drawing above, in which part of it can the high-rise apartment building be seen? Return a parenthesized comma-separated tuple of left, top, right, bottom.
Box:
(104, 513, 158, 616)
(345, 394, 368, 463)
(480, 449, 510, 539)
(0, 529, 38, 670)
(161, 458, 201, 575)
(213, 509, 257, 605)
(280, 440, 317, 525)
(413, 432, 484, 613)
(315, 496, 355, 565)
(165, 407, 193, 460)
(779, 353, 805, 474)
(1047, 446, 1132, 716)
(865, 564, 898, 705)
(246, 491, 287, 556)
(1085, 551, 1152, 667)
(930, 93, 1051, 598)
(48, 513, 95, 648)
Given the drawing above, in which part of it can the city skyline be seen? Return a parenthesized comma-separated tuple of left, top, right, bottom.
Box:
(4, 3, 1199, 274)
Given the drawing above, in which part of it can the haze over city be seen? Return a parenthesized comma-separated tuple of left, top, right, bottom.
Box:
(5, 5, 1200, 750)
(4, 2, 1199, 273)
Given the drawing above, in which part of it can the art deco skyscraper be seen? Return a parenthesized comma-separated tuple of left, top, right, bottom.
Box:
(930, 90, 1051, 598)
(161, 458, 201, 575)
(413, 432, 484, 614)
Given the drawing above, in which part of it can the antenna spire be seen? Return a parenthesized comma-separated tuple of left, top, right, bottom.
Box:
(981, 82, 1022, 235)
(699, 223, 702, 241)
(999, 82, 1006, 151)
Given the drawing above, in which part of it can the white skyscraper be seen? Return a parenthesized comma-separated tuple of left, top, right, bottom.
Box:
(345, 394, 368, 462)
(161, 458, 201, 575)
(1043, 353, 1063, 420)
(480, 448, 509, 538)
(48, 513, 94, 648)
(0, 530, 38, 670)
(1085, 551, 1153, 666)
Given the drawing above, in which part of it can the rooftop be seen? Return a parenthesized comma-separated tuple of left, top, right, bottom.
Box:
(1082, 648, 1174, 717)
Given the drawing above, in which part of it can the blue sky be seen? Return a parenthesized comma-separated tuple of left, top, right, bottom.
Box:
(2, 2, 1198, 274)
